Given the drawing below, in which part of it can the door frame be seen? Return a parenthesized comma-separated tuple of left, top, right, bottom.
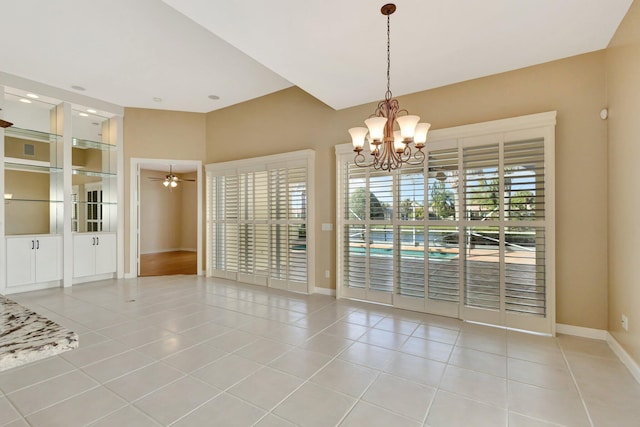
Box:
(129, 158, 203, 277)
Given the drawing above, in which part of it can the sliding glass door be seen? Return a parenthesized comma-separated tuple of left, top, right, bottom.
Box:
(336, 113, 555, 334)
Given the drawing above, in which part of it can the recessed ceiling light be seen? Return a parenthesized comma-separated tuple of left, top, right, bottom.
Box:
(208, 95, 220, 100)
(153, 97, 162, 102)
(87, 109, 97, 114)
(71, 85, 86, 91)
(26, 93, 39, 99)
(79, 112, 89, 117)
(19, 98, 32, 104)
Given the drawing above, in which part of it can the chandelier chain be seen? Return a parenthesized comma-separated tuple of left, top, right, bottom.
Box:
(386, 13, 391, 100)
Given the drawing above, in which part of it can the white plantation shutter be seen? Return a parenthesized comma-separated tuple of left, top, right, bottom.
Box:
(427, 147, 460, 307)
(206, 151, 314, 293)
(336, 112, 555, 334)
(397, 165, 425, 298)
(462, 144, 501, 311)
(503, 138, 546, 316)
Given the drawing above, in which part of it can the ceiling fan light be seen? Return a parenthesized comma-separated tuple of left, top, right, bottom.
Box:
(163, 180, 169, 187)
(170, 181, 178, 188)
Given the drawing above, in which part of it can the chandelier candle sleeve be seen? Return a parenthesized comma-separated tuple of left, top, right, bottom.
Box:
(348, 3, 431, 171)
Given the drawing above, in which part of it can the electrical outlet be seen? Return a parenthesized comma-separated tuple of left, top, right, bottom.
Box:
(325, 270, 330, 279)
(622, 314, 629, 331)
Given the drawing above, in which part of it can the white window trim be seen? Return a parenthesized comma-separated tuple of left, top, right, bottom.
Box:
(206, 149, 316, 294)
(336, 111, 556, 334)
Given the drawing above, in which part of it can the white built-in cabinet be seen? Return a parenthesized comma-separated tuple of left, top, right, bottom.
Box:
(6, 235, 62, 287)
(73, 233, 116, 278)
(0, 77, 123, 294)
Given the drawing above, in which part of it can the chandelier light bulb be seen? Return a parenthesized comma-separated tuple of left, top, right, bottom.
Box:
(414, 123, 431, 147)
(393, 131, 405, 153)
(364, 117, 387, 142)
(170, 181, 178, 188)
(349, 127, 368, 151)
(396, 115, 420, 140)
(163, 180, 169, 187)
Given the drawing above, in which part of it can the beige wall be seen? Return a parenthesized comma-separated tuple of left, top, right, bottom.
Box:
(123, 108, 206, 271)
(205, 52, 609, 330)
(4, 170, 50, 235)
(140, 169, 182, 253)
(138, 169, 198, 254)
(606, 0, 640, 363)
(5, 137, 51, 163)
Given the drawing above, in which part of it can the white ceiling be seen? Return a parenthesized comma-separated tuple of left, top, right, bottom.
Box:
(0, 0, 632, 113)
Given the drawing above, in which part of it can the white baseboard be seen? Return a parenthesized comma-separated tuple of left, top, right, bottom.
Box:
(124, 272, 137, 279)
(607, 332, 640, 384)
(555, 324, 640, 385)
(314, 287, 336, 296)
(556, 323, 608, 340)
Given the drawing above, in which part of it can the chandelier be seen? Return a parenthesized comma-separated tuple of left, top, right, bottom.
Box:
(348, 3, 430, 171)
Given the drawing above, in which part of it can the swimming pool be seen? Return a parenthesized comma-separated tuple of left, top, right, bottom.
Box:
(349, 246, 457, 259)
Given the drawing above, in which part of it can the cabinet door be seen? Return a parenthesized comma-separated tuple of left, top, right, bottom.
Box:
(94, 233, 116, 275)
(6, 237, 36, 287)
(34, 235, 63, 282)
(73, 234, 96, 278)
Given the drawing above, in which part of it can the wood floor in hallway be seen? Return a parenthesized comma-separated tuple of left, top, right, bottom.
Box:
(139, 250, 197, 276)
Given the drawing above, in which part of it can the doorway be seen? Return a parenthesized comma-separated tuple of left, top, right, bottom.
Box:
(130, 158, 203, 277)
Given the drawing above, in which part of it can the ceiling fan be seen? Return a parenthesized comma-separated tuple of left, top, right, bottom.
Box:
(148, 165, 195, 189)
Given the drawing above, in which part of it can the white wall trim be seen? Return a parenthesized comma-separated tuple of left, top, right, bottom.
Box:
(607, 332, 640, 384)
(556, 323, 608, 340)
(207, 149, 315, 172)
(314, 286, 336, 296)
(124, 272, 136, 279)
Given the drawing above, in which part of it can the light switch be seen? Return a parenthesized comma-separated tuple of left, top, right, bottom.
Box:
(321, 223, 333, 231)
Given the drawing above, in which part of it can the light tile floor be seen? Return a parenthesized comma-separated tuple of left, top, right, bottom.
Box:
(1, 276, 639, 427)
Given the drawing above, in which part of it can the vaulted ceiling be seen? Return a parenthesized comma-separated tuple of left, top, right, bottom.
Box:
(0, 0, 632, 112)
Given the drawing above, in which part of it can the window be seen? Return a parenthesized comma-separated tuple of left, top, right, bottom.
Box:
(336, 112, 556, 334)
(85, 183, 103, 232)
(207, 150, 314, 293)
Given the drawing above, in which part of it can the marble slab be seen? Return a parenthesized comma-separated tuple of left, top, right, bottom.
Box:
(0, 295, 78, 371)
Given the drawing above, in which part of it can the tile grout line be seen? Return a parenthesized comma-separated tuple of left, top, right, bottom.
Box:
(557, 340, 595, 427)
(167, 308, 358, 426)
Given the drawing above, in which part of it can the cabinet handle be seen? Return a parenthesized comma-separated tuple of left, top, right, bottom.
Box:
(31, 240, 35, 250)
(92, 237, 95, 246)
(96, 237, 99, 245)
(36, 240, 39, 250)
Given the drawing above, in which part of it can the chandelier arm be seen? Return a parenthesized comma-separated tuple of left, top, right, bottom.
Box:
(402, 149, 426, 166)
(353, 152, 375, 168)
